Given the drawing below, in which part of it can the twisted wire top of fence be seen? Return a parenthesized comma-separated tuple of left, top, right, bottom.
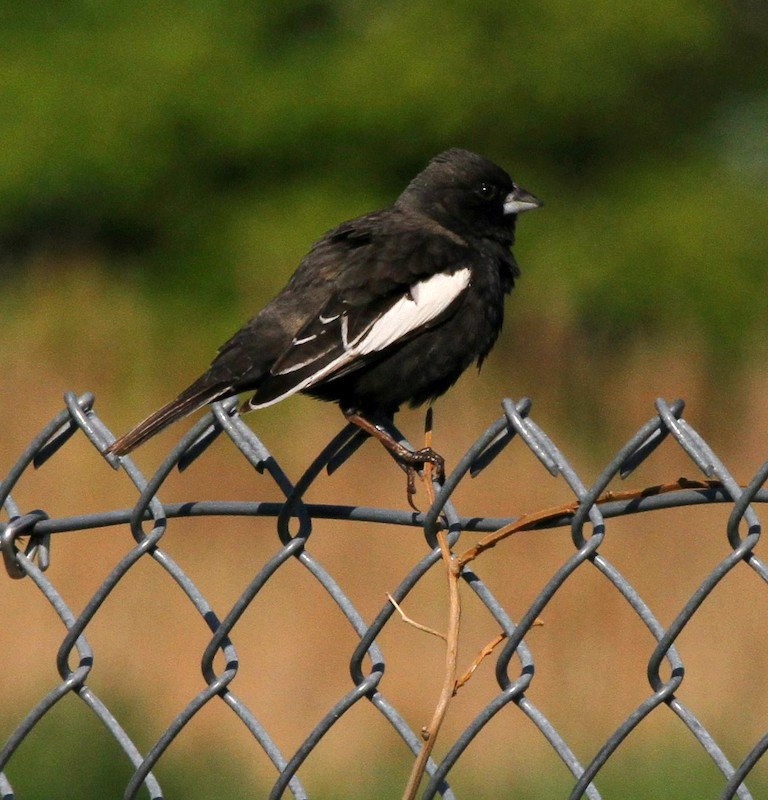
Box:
(2, 391, 768, 799)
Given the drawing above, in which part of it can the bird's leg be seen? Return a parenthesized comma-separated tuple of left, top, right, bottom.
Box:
(342, 408, 445, 498)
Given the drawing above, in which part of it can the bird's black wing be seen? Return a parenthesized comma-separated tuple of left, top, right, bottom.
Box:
(245, 211, 474, 409)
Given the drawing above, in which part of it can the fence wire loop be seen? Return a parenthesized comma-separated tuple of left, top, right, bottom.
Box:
(2, 392, 768, 800)
(502, 397, 560, 476)
(1, 509, 51, 579)
(618, 398, 685, 478)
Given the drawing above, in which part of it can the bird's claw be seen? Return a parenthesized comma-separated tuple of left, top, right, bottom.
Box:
(403, 448, 445, 510)
(411, 447, 445, 483)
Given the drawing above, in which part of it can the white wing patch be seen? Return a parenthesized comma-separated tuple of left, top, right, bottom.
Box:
(353, 268, 471, 355)
(250, 268, 471, 409)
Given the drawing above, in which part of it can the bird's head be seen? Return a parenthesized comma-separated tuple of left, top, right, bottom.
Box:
(396, 148, 541, 243)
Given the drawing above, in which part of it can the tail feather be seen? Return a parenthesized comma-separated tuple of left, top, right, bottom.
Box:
(107, 382, 231, 456)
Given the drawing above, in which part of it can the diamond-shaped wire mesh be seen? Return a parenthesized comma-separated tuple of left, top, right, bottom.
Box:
(2, 392, 767, 799)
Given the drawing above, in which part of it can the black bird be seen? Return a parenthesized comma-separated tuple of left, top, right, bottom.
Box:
(107, 148, 541, 486)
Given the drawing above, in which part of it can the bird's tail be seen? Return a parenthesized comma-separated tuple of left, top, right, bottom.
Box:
(106, 381, 232, 456)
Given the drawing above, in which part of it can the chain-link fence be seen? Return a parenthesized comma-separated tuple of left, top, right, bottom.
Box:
(2, 392, 767, 799)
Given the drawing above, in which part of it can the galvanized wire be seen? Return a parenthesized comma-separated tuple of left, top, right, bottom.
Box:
(1, 392, 767, 799)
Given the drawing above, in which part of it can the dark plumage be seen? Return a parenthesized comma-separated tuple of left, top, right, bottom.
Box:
(107, 149, 541, 482)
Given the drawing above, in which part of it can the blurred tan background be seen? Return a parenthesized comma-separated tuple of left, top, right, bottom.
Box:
(2, 2, 768, 797)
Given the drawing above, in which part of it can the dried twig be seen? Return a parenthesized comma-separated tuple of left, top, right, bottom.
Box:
(402, 408, 462, 800)
(454, 632, 506, 692)
(458, 477, 723, 567)
(387, 593, 446, 641)
(454, 617, 544, 692)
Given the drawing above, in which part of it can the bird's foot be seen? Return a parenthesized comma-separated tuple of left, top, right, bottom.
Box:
(401, 447, 445, 509)
(342, 408, 445, 508)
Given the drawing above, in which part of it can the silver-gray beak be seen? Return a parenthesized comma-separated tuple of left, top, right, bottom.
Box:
(503, 185, 543, 215)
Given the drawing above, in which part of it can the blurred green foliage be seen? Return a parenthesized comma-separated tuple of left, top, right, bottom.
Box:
(1, 1, 767, 362)
(4, 696, 255, 799)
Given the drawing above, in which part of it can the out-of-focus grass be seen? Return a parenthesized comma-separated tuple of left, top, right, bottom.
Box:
(3, 699, 255, 800)
(7, 703, 766, 798)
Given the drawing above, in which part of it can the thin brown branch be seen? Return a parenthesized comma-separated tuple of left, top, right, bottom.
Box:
(454, 631, 506, 692)
(401, 529, 460, 800)
(454, 618, 544, 692)
(387, 593, 447, 641)
(406, 407, 435, 512)
(458, 478, 724, 568)
(422, 406, 435, 491)
(401, 408, 462, 800)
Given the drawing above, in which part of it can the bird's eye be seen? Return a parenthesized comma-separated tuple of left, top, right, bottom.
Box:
(476, 182, 496, 200)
